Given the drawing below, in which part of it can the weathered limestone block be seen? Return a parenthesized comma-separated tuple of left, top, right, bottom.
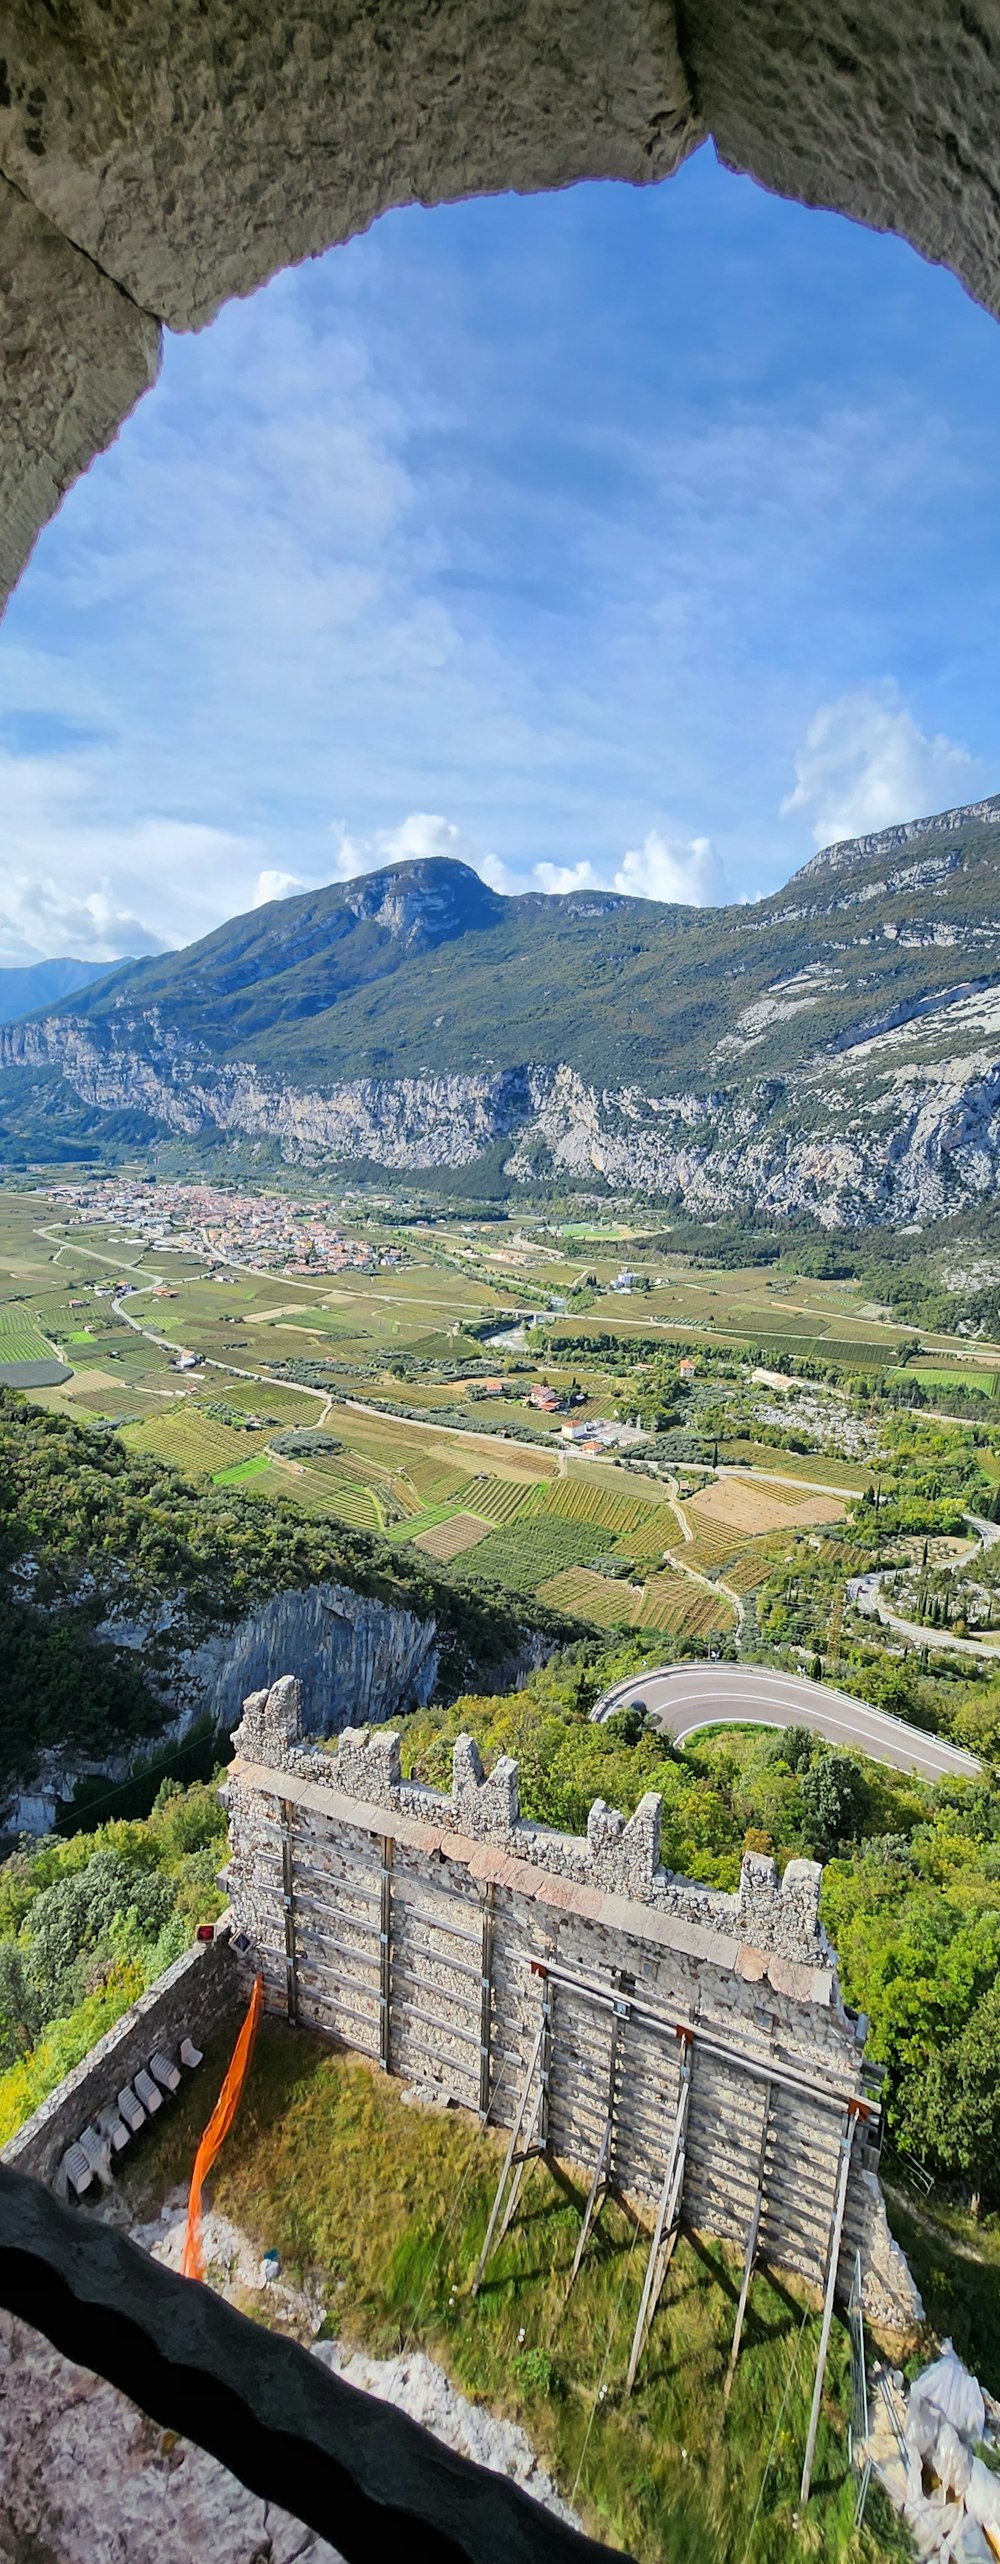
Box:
(451, 1733, 520, 1836)
(231, 1673, 303, 1769)
(684, 0, 1000, 322)
(0, 172, 159, 602)
(0, 2309, 344, 2564)
(586, 1790, 662, 1894)
(332, 1722, 403, 1801)
(737, 1849, 824, 1961)
(0, 1, 699, 331)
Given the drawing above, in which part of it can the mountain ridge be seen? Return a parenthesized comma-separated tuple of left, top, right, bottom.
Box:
(0, 955, 132, 1027)
(5, 795, 1000, 1225)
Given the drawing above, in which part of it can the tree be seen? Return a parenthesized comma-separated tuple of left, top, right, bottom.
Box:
(923, 1980, 1000, 2214)
(26, 1850, 173, 2019)
(0, 1942, 39, 2069)
(800, 1751, 872, 1858)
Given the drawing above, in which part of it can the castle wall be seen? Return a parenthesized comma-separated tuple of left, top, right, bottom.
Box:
(2, 1931, 238, 2191)
(223, 1677, 921, 2330)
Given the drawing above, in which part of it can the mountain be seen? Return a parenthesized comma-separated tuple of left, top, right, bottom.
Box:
(0, 955, 131, 1027)
(5, 802, 1000, 1223)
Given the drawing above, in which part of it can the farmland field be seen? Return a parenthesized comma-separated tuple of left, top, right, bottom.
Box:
(412, 1511, 493, 1562)
(634, 1575, 736, 1637)
(213, 1454, 272, 1487)
(896, 1364, 998, 1397)
(723, 1443, 869, 1493)
(725, 1538, 794, 1596)
(449, 1514, 618, 1594)
(0, 1306, 53, 1362)
(687, 1478, 844, 1535)
(460, 1473, 534, 1525)
(677, 1519, 759, 1575)
(121, 1409, 272, 1474)
(533, 1478, 670, 1537)
(9, 1179, 1000, 1707)
(537, 1567, 642, 1626)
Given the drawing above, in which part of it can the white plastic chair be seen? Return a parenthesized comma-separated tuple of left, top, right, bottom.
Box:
(58, 2141, 93, 2200)
(149, 2050, 181, 2095)
(117, 2083, 146, 2133)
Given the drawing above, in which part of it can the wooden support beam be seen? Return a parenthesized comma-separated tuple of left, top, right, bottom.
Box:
(566, 2120, 612, 2297)
(470, 2009, 547, 2298)
(565, 1997, 628, 2298)
(625, 2033, 692, 2395)
(280, 1797, 298, 2027)
(537, 1965, 553, 2152)
(478, 1884, 494, 2121)
(799, 2108, 857, 2506)
(378, 1834, 393, 2073)
(725, 2077, 772, 2401)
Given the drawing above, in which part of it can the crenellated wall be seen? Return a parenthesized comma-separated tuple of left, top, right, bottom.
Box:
(223, 1677, 922, 2332)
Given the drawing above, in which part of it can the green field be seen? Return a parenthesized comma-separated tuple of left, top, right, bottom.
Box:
(0, 1305, 53, 1362)
(894, 1364, 997, 1397)
(537, 1565, 642, 1625)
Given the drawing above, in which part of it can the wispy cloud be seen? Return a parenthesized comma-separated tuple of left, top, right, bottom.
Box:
(2, 155, 999, 954)
(0, 746, 263, 962)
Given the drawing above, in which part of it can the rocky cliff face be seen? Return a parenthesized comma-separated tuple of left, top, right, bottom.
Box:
(5, 1580, 440, 1835)
(9, 1009, 1000, 1228)
(7, 805, 1000, 1225)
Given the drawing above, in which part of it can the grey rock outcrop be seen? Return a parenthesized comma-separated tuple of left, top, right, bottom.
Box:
(0, 2309, 344, 2564)
(13, 1001, 1000, 1227)
(3, 1579, 440, 1834)
(0, 174, 159, 603)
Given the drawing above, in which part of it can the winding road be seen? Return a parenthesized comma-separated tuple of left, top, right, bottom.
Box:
(594, 1662, 981, 1780)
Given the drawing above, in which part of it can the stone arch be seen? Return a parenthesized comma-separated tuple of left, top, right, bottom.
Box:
(2, 0, 999, 609)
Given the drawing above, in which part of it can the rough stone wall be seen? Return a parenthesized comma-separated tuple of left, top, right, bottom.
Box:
(224, 1678, 918, 2327)
(232, 1677, 835, 1978)
(0, 2309, 342, 2564)
(0, 175, 159, 604)
(2, 1929, 238, 2190)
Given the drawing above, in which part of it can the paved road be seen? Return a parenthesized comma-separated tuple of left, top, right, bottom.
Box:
(594, 1662, 981, 1780)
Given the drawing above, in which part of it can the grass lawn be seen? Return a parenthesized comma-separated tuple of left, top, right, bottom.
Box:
(120, 2017, 906, 2563)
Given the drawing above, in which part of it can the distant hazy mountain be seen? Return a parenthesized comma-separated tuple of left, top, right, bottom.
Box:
(5, 800, 1000, 1225)
(0, 956, 131, 1027)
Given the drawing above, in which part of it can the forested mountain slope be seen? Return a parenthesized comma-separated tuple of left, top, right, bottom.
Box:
(0, 1395, 552, 1825)
(5, 794, 1000, 1223)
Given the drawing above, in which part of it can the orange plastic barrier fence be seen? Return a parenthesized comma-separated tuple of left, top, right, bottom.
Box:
(181, 1974, 263, 2282)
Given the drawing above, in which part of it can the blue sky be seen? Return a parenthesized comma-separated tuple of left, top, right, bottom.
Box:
(3, 143, 1000, 962)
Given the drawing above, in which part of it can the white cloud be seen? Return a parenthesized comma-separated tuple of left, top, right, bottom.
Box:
(329, 812, 491, 883)
(532, 835, 727, 905)
(0, 746, 268, 963)
(781, 688, 980, 849)
(612, 831, 728, 905)
(532, 860, 600, 894)
(253, 868, 306, 907)
(325, 814, 729, 909)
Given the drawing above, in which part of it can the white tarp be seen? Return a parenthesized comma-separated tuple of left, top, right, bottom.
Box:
(913, 2347, 987, 2448)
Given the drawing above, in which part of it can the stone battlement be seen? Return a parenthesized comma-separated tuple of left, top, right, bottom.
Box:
(231, 1674, 829, 1970)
